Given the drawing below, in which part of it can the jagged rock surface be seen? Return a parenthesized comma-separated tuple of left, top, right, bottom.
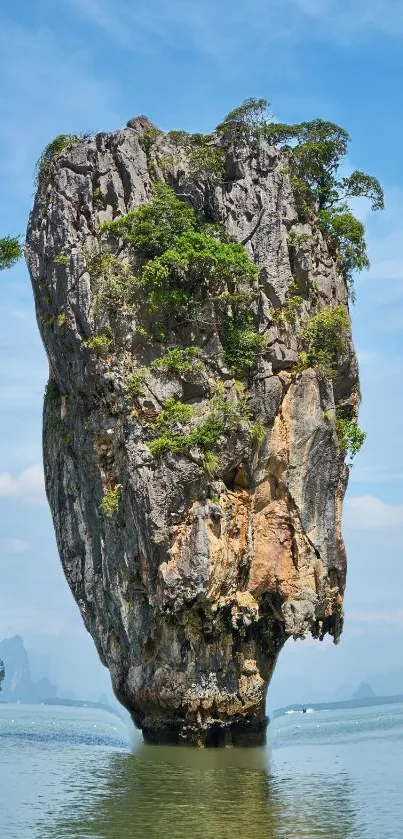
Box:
(26, 117, 358, 745)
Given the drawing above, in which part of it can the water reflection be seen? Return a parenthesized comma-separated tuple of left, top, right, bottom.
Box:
(42, 738, 357, 839)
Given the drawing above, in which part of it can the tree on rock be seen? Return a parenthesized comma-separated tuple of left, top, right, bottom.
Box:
(0, 236, 22, 271)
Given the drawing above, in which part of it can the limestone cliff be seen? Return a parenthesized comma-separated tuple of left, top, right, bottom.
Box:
(26, 115, 359, 745)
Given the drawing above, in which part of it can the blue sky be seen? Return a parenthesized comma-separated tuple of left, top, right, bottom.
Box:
(0, 0, 403, 706)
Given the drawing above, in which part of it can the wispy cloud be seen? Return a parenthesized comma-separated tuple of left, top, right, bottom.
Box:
(69, 0, 403, 57)
(1, 538, 30, 555)
(344, 494, 403, 530)
(349, 609, 403, 627)
(289, 0, 403, 36)
(350, 466, 403, 485)
(291, 0, 333, 15)
(1, 537, 31, 556)
(69, 0, 267, 56)
(0, 464, 45, 505)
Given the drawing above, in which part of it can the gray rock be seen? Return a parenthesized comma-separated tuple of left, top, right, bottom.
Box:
(26, 116, 358, 746)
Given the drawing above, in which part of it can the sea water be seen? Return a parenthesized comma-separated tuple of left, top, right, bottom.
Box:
(0, 700, 402, 838)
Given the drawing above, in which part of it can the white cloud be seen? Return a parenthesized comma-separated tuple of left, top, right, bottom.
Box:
(1, 538, 30, 555)
(291, 0, 333, 15)
(344, 494, 403, 530)
(289, 0, 403, 35)
(69, 0, 403, 56)
(348, 609, 403, 627)
(350, 466, 403, 485)
(69, 0, 257, 56)
(0, 464, 46, 505)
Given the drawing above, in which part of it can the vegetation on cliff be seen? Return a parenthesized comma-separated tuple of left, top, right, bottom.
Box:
(99, 183, 267, 466)
(35, 134, 85, 188)
(218, 100, 383, 300)
(0, 235, 22, 270)
(29, 98, 382, 489)
(76, 99, 383, 472)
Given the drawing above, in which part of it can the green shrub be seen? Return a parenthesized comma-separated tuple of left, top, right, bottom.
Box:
(216, 98, 272, 143)
(87, 251, 140, 313)
(298, 306, 350, 378)
(189, 133, 214, 145)
(142, 228, 258, 314)
(153, 398, 196, 433)
(214, 380, 226, 396)
(125, 369, 147, 398)
(287, 229, 311, 250)
(148, 398, 196, 456)
(54, 253, 69, 265)
(138, 128, 161, 157)
(190, 396, 250, 452)
(336, 418, 366, 461)
(96, 271, 139, 313)
(101, 183, 197, 258)
(158, 154, 177, 173)
(134, 326, 149, 341)
(271, 284, 303, 328)
(84, 334, 113, 354)
(99, 484, 122, 517)
(86, 250, 120, 279)
(148, 436, 182, 457)
(204, 451, 219, 474)
(187, 144, 225, 180)
(148, 395, 251, 462)
(251, 422, 266, 444)
(35, 134, 75, 188)
(93, 187, 104, 210)
(167, 130, 191, 146)
(260, 122, 301, 146)
(221, 312, 265, 374)
(318, 209, 369, 297)
(0, 235, 22, 270)
(151, 346, 203, 376)
(45, 378, 61, 402)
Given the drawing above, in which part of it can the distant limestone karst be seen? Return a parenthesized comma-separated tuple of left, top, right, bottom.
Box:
(0, 635, 58, 703)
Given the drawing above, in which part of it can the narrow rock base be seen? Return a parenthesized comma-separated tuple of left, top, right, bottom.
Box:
(139, 716, 269, 747)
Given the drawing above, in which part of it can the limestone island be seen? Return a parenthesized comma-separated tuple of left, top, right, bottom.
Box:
(26, 99, 382, 745)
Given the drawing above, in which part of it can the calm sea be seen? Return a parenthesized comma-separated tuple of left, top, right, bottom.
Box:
(0, 700, 402, 838)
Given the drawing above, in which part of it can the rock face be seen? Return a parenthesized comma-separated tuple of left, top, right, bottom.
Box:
(26, 117, 358, 745)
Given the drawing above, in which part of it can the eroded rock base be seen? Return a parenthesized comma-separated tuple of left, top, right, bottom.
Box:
(140, 715, 269, 747)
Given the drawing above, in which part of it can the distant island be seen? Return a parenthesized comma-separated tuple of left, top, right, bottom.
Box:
(37, 697, 124, 720)
(0, 635, 58, 703)
(0, 635, 119, 716)
(273, 693, 403, 718)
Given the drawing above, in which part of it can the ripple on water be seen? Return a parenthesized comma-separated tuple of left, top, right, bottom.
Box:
(1, 702, 403, 839)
